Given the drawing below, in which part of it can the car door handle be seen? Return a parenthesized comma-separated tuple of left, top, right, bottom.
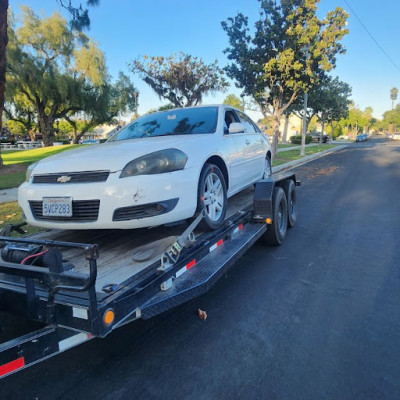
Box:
(245, 139, 251, 145)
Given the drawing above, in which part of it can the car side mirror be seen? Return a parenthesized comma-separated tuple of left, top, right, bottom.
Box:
(229, 122, 246, 134)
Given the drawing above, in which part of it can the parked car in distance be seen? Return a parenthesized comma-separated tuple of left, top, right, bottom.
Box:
(82, 139, 100, 144)
(18, 105, 272, 231)
(392, 133, 400, 140)
(307, 132, 328, 143)
(356, 133, 368, 142)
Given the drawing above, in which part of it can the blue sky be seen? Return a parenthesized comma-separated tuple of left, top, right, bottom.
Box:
(10, 0, 400, 120)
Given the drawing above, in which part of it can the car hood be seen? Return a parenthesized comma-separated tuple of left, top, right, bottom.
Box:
(32, 135, 214, 174)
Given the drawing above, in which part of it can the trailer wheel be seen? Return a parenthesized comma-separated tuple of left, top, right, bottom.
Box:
(283, 179, 297, 228)
(197, 163, 227, 231)
(261, 187, 288, 246)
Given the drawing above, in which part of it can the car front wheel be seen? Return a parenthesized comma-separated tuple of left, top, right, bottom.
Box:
(197, 163, 227, 231)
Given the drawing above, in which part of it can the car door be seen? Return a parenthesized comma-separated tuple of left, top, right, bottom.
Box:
(235, 110, 267, 182)
(221, 108, 251, 193)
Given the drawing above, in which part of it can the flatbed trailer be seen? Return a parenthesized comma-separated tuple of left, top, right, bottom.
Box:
(0, 173, 300, 378)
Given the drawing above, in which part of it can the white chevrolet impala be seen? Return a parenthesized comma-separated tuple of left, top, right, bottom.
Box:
(18, 105, 272, 231)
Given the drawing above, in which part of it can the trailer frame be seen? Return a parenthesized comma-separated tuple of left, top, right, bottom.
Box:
(0, 173, 299, 378)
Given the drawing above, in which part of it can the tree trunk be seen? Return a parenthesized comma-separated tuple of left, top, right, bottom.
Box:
(28, 130, 35, 141)
(329, 122, 334, 144)
(319, 120, 325, 146)
(0, 0, 9, 167)
(38, 117, 55, 146)
(282, 114, 289, 144)
(300, 92, 308, 156)
(271, 115, 281, 160)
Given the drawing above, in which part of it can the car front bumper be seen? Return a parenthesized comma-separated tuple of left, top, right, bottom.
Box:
(18, 168, 199, 229)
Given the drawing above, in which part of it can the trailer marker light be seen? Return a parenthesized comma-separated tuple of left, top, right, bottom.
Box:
(186, 259, 196, 269)
(103, 309, 115, 326)
(209, 239, 224, 252)
(0, 357, 25, 377)
(266, 218, 272, 224)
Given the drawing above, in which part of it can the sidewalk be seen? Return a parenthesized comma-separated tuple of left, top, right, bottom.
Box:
(0, 144, 347, 204)
(0, 187, 18, 203)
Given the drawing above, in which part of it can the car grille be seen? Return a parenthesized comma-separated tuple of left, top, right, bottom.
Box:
(29, 200, 100, 221)
(32, 171, 110, 184)
(113, 198, 179, 221)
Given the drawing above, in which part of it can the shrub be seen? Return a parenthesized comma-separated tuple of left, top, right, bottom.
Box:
(290, 135, 312, 145)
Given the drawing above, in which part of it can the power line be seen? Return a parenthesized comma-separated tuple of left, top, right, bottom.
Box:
(343, 0, 400, 74)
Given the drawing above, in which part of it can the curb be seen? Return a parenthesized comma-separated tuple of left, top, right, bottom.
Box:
(272, 144, 348, 174)
(0, 145, 348, 204)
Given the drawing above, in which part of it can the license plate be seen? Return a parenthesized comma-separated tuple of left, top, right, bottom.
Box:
(42, 197, 72, 217)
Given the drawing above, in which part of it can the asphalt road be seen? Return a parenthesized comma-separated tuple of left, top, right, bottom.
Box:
(2, 137, 400, 399)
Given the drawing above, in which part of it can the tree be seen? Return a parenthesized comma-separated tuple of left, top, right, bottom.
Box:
(0, 0, 99, 166)
(340, 104, 373, 138)
(222, 0, 349, 158)
(390, 87, 398, 110)
(296, 76, 351, 144)
(6, 7, 108, 146)
(65, 72, 137, 143)
(131, 52, 229, 107)
(382, 105, 400, 132)
(57, 0, 99, 31)
(318, 77, 351, 142)
(223, 94, 245, 110)
(4, 78, 38, 140)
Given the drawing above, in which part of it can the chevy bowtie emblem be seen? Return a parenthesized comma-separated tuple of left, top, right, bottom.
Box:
(57, 175, 72, 183)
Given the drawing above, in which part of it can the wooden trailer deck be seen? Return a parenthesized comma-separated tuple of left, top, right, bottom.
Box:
(12, 188, 255, 293)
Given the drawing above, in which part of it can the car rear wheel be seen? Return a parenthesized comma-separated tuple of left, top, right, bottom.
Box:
(197, 164, 227, 231)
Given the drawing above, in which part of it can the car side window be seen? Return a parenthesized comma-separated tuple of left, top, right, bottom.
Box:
(224, 110, 240, 134)
(236, 111, 256, 133)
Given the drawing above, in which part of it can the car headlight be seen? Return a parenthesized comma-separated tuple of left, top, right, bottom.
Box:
(26, 162, 39, 182)
(120, 149, 188, 178)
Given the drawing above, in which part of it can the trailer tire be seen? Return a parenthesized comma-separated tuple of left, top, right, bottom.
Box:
(283, 179, 297, 228)
(261, 187, 288, 246)
(197, 163, 227, 231)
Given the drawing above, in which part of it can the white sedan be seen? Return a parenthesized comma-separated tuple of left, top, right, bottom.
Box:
(19, 105, 272, 231)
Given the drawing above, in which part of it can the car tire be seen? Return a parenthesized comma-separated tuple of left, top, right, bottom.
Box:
(260, 187, 288, 246)
(197, 163, 227, 231)
(283, 179, 297, 228)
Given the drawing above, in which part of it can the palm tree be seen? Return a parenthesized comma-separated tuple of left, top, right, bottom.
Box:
(390, 87, 398, 110)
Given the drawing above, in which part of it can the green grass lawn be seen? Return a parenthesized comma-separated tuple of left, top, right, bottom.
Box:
(272, 144, 338, 166)
(0, 145, 81, 190)
(1, 145, 80, 165)
(0, 201, 41, 236)
(1, 171, 26, 189)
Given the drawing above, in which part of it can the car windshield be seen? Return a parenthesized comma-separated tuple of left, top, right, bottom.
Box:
(109, 107, 218, 142)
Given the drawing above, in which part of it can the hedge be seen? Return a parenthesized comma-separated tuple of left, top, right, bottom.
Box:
(290, 135, 312, 145)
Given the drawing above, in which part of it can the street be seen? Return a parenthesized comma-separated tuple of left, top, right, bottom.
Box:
(2, 137, 400, 399)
